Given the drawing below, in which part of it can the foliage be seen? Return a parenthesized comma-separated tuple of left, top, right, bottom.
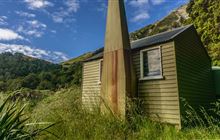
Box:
(181, 98, 220, 129)
(22, 74, 40, 89)
(0, 96, 55, 140)
(28, 87, 220, 140)
(208, 43, 220, 66)
(0, 52, 59, 80)
(0, 53, 84, 92)
(186, 0, 220, 66)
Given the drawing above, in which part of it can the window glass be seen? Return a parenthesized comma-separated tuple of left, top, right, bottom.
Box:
(143, 48, 161, 77)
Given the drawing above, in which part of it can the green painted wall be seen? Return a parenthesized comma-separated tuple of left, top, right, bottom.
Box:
(212, 67, 220, 96)
(174, 26, 215, 114)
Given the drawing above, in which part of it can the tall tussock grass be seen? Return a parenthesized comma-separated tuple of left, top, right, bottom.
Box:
(29, 86, 220, 140)
(181, 98, 220, 130)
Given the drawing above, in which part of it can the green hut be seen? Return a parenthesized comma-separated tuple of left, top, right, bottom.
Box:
(82, 25, 216, 128)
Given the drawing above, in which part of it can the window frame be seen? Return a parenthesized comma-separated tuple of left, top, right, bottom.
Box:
(140, 46, 163, 81)
(98, 59, 103, 84)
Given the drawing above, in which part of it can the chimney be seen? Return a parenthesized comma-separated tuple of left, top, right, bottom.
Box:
(101, 0, 136, 118)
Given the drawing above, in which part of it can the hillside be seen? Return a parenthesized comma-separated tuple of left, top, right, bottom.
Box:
(0, 52, 82, 91)
(130, 5, 189, 41)
(61, 52, 93, 67)
(0, 52, 60, 81)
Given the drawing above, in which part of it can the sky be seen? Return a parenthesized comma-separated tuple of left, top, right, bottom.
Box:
(0, 0, 189, 63)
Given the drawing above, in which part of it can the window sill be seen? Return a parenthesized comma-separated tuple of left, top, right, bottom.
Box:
(139, 75, 164, 81)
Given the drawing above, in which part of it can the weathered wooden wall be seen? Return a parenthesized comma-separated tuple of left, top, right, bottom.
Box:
(82, 59, 101, 110)
(101, 0, 136, 117)
(132, 42, 181, 127)
(174, 27, 215, 114)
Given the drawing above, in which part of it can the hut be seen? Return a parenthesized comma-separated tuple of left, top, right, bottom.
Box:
(82, 24, 215, 128)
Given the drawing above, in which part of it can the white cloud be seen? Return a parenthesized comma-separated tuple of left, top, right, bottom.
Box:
(15, 11, 36, 18)
(0, 43, 69, 63)
(51, 0, 80, 23)
(129, 0, 150, 22)
(132, 12, 150, 22)
(51, 30, 57, 34)
(65, 0, 80, 13)
(97, 2, 107, 12)
(17, 20, 47, 38)
(151, 0, 165, 5)
(52, 11, 69, 23)
(0, 28, 23, 41)
(24, 0, 53, 9)
(128, 0, 165, 22)
(26, 30, 43, 37)
(27, 20, 47, 28)
(0, 16, 8, 25)
(129, 0, 149, 7)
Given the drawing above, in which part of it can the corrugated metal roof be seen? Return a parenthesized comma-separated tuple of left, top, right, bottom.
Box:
(84, 25, 193, 62)
(85, 51, 103, 61)
(131, 24, 192, 49)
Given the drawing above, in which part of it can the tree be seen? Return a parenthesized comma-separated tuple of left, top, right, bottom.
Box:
(186, 0, 220, 66)
(21, 74, 40, 89)
(0, 81, 6, 91)
(37, 80, 55, 90)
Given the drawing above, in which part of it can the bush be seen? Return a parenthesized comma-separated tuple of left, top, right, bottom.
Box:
(0, 96, 55, 139)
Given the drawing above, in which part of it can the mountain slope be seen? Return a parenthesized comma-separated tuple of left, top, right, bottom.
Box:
(130, 5, 189, 41)
(0, 52, 60, 81)
(61, 52, 93, 67)
(0, 52, 81, 91)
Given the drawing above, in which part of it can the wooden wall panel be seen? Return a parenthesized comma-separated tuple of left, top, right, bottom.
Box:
(82, 60, 101, 110)
(174, 27, 215, 114)
(132, 42, 181, 127)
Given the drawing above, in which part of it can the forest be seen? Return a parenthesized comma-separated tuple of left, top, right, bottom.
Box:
(0, 52, 82, 92)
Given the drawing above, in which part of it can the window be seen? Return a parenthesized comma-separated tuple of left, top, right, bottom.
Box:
(140, 46, 163, 80)
(99, 59, 103, 84)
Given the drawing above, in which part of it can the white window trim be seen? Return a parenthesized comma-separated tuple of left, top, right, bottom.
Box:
(140, 46, 163, 81)
(98, 59, 103, 84)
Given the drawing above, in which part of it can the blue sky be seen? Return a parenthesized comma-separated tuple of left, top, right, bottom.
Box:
(0, 0, 188, 63)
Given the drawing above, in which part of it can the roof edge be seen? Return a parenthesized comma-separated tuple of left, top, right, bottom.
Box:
(170, 24, 193, 39)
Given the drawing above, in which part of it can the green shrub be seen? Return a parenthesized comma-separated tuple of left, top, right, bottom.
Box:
(0, 96, 55, 140)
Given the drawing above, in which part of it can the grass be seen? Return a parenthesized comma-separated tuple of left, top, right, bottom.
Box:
(24, 86, 220, 140)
